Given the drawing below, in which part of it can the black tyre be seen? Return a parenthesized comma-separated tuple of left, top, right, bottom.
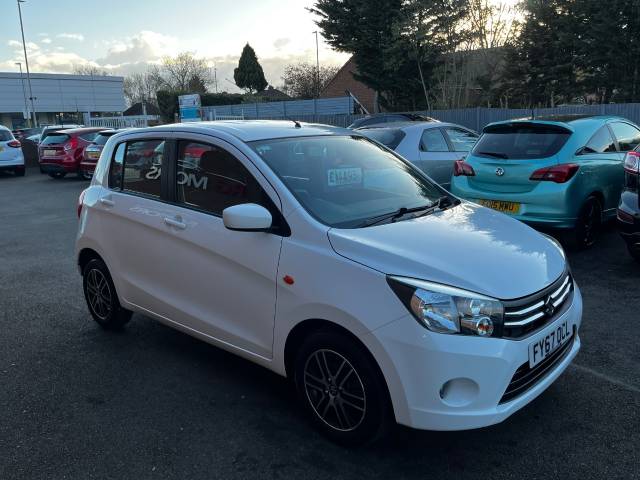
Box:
(48, 172, 66, 179)
(15, 167, 25, 177)
(569, 196, 602, 249)
(294, 330, 393, 446)
(82, 258, 132, 330)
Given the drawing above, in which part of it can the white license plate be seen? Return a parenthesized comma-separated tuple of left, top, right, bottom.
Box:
(327, 167, 362, 187)
(43, 149, 57, 156)
(528, 320, 573, 368)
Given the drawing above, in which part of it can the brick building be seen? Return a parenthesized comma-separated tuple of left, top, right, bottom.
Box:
(320, 57, 379, 113)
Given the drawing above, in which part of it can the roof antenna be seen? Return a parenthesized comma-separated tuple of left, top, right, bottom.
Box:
(293, 120, 301, 128)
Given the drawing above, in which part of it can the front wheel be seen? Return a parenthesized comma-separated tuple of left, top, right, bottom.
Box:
(568, 197, 602, 249)
(82, 258, 132, 330)
(294, 330, 393, 446)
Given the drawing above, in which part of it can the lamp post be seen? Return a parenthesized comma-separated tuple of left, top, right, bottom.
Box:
(313, 31, 320, 98)
(15, 62, 29, 126)
(17, 0, 37, 127)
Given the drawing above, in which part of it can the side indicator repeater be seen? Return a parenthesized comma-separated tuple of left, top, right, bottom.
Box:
(283, 275, 295, 285)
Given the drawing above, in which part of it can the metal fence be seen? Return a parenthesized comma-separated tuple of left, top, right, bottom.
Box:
(89, 115, 161, 129)
(202, 96, 354, 120)
(201, 103, 640, 131)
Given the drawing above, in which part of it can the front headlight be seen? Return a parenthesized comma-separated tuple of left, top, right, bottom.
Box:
(388, 276, 504, 337)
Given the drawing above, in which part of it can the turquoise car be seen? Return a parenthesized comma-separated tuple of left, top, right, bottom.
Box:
(450, 115, 640, 247)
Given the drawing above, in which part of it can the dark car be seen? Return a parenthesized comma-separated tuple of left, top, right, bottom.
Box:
(348, 113, 439, 129)
(79, 129, 121, 179)
(617, 148, 640, 262)
(39, 127, 106, 179)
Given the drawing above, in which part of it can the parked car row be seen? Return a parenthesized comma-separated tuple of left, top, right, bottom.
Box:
(354, 114, 640, 262)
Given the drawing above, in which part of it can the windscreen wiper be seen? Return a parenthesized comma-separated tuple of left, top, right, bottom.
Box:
(361, 196, 458, 228)
(477, 151, 509, 159)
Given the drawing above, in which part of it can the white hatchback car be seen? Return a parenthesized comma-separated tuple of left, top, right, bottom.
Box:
(358, 121, 479, 189)
(0, 126, 25, 176)
(76, 121, 582, 445)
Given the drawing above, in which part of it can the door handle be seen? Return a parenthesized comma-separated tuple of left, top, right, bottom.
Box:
(164, 216, 187, 230)
(99, 197, 115, 207)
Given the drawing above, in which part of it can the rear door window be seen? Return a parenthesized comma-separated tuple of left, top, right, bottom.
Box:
(472, 123, 571, 159)
(109, 143, 126, 189)
(610, 122, 640, 152)
(420, 129, 449, 152)
(583, 126, 617, 153)
(121, 139, 165, 198)
(444, 127, 478, 152)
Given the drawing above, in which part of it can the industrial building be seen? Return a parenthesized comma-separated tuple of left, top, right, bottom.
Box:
(0, 72, 125, 129)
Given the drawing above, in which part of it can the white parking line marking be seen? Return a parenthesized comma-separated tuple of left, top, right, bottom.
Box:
(571, 363, 640, 394)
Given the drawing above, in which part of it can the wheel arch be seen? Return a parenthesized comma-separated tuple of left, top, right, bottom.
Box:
(78, 247, 105, 274)
(283, 318, 397, 420)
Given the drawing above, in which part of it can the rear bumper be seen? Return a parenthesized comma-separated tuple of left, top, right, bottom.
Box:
(79, 161, 97, 173)
(451, 178, 578, 229)
(0, 164, 24, 172)
(40, 162, 78, 173)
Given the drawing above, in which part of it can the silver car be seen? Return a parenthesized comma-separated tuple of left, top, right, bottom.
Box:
(358, 121, 478, 189)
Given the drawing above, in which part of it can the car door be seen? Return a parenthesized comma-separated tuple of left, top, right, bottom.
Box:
(417, 127, 458, 188)
(92, 135, 174, 312)
(152, 135, 284, 359)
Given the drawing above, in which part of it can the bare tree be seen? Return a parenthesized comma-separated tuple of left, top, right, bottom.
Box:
(282, 63, 339, 99)
(158, 52, 211, 92)
(72, 64, 109, 76)
(123, 70, 164, 106)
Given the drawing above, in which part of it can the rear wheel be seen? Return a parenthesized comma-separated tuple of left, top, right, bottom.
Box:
(293, 330, 393, 446)
(82, 258, 132, 330)
(627, 242, 640, 264)
(48, 172, 66, 179)
(568, 197, 602, 249)
(15, 167, 25, 177)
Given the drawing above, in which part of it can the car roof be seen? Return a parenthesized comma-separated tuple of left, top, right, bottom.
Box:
(357, 121, 468, 131)
(486, 115, 628, 132)
(137, 120, 353, 142)
(0, 125, 11, 131)
(51, 127, 106, 135)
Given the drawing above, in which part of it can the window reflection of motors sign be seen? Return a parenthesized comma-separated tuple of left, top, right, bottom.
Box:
(145, 165, 209, 190)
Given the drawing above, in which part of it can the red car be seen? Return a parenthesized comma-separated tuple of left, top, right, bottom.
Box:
(39, 127, 106, 179)
(80, 129, 121, 179)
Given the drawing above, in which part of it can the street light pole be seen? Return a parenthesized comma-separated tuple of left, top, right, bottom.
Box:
(314, 31, 320, 98)
(15, 62, 29, 126)
(17, 0, 37, 127)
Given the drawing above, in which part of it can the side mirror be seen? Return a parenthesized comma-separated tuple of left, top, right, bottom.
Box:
(223, 203, 273, 232)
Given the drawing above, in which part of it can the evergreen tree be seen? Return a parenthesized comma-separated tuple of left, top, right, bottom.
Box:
(234, 44, 268, 93)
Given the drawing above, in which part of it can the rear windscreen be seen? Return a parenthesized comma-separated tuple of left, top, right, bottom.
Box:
(360, 129, 406, 149)
(0, 131, 13, 141)
(472, 124, 571, 160)
(93, 133, 115, 145)
(41, 134, 70, 145)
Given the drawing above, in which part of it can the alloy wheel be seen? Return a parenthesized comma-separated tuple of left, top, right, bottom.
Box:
(303, 349, 366, 432)
(85, 268, 112, 320)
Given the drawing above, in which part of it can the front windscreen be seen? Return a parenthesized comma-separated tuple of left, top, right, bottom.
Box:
(250, 135, 446, 228)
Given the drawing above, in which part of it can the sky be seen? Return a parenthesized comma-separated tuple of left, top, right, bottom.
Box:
(0, 0, 351, 92)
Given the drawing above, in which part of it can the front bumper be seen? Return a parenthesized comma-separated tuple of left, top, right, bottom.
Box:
(366, 285, 583, 431)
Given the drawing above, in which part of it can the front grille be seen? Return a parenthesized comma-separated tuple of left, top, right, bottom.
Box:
(502, 272, 573, 339)
(499, 331, 575, 404)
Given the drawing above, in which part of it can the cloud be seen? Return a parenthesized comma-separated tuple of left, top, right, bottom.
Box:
(273, 38, 291, 50)
(97, 31, 179, 68)
(41, 38, 52, 44)
(57, 33, 85, 41)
